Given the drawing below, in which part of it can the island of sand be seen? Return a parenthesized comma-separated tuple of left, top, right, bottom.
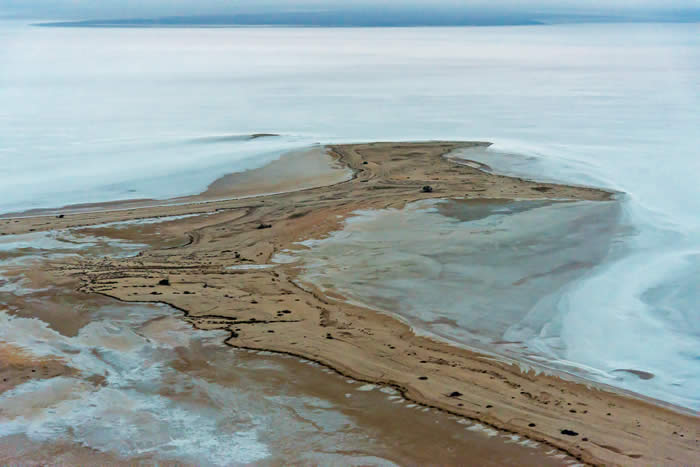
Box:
(3, 142, 698, 466)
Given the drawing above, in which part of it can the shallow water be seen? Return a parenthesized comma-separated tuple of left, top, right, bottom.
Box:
(287, 197, 698, 408)
(293, 198, 624, 361)
(0, 228, 571, 465)
(1, 21, 698, 410)
(452, 146, 700, 409)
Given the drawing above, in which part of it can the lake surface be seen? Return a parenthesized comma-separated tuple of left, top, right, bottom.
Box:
(0, 21, 698, 410)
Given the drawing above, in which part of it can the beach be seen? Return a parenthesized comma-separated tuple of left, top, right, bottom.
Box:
(2, 142, 697, 465)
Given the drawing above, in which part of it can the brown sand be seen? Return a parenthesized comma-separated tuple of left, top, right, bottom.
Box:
(1, 259, 573, 466)
(0, 344, 76, 395)
(2, 142, 698, 465)
(196, 146, 352, 199)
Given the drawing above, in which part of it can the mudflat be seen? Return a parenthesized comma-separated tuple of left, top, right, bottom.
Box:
(3, 142, 697, 466)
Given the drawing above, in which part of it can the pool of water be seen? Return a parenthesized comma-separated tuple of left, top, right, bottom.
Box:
(286, 198, 669, 392)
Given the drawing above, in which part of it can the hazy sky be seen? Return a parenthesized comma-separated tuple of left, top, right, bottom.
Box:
(1, 0, 698, 20)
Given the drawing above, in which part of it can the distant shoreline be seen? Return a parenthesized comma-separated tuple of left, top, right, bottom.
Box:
(32, 14, 700, 29)
(34, 14, 546, 29)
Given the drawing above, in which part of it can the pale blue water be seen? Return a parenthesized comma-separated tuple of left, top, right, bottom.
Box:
(1, 21, 698, 409)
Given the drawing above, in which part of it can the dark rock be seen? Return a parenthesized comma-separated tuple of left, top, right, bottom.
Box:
(158, 279, 170, 286)
(362, 161, 368, 165)
(56, 214, 65, 219)
(421, 185, 434, 193)
(528, 423, 536, 427)
(326, 333, 333, 339)
(257, 223, 272, 229)
(486, 404, 493, 408)
(531, 186, 552, 192)
(418, 376, 428, 380)
(561, 429, 579, 436)
(448, 391, 462, 398)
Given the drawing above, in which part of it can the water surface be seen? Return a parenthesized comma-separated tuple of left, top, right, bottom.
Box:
(291, 199, 635, 381)
(1, 20, 698, 410)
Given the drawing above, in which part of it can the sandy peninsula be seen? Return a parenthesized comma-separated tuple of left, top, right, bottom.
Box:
(2, 142, 698, 466)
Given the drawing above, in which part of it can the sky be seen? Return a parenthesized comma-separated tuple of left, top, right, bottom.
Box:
(1, 0, 698, 22)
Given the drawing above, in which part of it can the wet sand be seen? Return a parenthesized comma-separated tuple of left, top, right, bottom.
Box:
(1, 142, 698, 465)
(0, 146, 350, 219)
(0, 229, 572, 465)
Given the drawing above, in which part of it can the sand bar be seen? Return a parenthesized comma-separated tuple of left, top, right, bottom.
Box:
(1, 142, 697, 465)
(1, 249, 574, 465)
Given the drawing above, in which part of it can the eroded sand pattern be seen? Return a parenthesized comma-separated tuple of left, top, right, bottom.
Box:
(1, 143, 698, 465)
(0, 230, 572, 465)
